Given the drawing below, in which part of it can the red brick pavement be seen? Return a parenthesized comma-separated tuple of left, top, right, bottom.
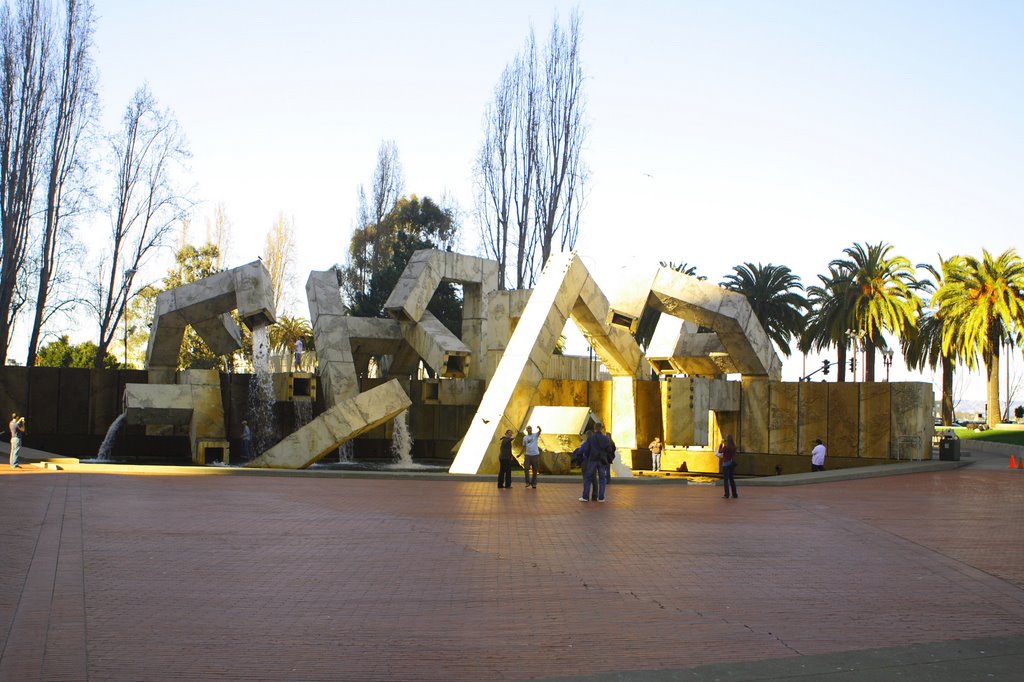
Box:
(1, 467, 1023, 681)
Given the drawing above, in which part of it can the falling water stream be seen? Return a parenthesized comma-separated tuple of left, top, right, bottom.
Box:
(97, 413, 127, 462)
(390, 411, 414, 466)
(248, 323, 278, 455)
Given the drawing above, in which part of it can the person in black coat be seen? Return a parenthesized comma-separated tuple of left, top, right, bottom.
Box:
(497, 429, 514, 489)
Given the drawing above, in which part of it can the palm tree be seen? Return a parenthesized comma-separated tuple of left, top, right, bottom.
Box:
(800, 265, 854, 382)
(269, 315, 313, 371)
(830, 242, 920, 381)
(720, 263, 808, 357)
(934, 249, 1024, 428)
(903, 257, 959, 425)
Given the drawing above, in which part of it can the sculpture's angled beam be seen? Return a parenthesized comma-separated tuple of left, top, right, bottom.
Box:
(248, 379, 411, 469)
(399, 311, 470, 378)
(191, 314, 243, 357)
(570, 274, 645, 379)
(451, 252, 645, 474)
(147, 260, 276, 369)
(648, 267, 781, 379)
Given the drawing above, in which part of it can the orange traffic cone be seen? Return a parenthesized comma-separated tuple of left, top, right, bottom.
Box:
(1018, 457, 1024, 470)
(1011, 455, 1018, 469)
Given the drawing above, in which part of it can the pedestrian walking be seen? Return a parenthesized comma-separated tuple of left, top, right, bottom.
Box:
(294, 338, 304, 370)
(811, 438, 826, 472)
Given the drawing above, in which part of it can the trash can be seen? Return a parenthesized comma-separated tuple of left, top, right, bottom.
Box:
(939, 438, 960, 461)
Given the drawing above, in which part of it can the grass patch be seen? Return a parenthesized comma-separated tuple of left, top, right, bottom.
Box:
(944, 427, 1024, 447)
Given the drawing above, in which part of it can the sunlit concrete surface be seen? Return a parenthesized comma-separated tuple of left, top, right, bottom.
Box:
(2, 451, 1023, 681)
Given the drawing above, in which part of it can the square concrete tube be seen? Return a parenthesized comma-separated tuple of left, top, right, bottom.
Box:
(146, 261, 275, 369)
(384, 250, 499, 324)
(647, 267, 781, 380)
(399, 311, 471, 379)
(248, 379, 411, 469)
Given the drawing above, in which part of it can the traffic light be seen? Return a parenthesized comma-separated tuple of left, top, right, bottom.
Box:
(822, 359, 830, 375)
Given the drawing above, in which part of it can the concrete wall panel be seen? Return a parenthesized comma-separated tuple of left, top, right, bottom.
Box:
(740, 379, 769, 453)
(827, 383, 860, 458)
(859, 382, 891, 458)
(797, 382, 828, 456)
(769, 381, 798, 455)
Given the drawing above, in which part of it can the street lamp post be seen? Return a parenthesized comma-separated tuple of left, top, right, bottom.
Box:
(882, 348, 894, 382)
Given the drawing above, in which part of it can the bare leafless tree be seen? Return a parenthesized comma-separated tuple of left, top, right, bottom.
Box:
(264, 211, 295, 314)
(205, 202, 230, 271)
(534, 10, 587, 266)
(25, 0, 96, 366)
(89, 85, 191, 368)
(0, 0, 50, 362)
(474, 10, 587, 290)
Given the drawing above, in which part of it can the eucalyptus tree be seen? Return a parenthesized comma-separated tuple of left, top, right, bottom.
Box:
(25, 0, 98, 367)
(934, 249, 1024, 428)
(0, 0, 49, 362)
(904, 257, 959, 425)
(830, 242, 920, 381)
(721, 262, 807, 357)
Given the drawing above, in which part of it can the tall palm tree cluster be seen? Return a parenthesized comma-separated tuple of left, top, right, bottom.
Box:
(713, 244, 1024, 429)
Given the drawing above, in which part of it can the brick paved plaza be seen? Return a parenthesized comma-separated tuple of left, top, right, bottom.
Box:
(2, 462, 1023, 680)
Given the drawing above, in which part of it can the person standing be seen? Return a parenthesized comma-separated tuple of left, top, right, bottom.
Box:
(522, 425, 542, 488)
(811, 438, 826, 472)
(497, 429, 514, 489)
(294, 338, 304, 370)
(9, 413, 25, 469)
(579, 423, 614, 502)
(241, 420, 253, 461)
(717, 435, 738, 499)
(649, 436, 663, 472)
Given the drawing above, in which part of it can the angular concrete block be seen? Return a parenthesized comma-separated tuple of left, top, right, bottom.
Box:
(610, 376, 639, 451)
(233, 261, 276, 328)
(124, 384, 194, 426)
(400, 311, 471, 378)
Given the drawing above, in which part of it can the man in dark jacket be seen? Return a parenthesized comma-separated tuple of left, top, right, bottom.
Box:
(579, 423, 615, 502)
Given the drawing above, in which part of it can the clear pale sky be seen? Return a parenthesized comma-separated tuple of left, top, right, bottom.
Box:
(75, 1, 1024, 403)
